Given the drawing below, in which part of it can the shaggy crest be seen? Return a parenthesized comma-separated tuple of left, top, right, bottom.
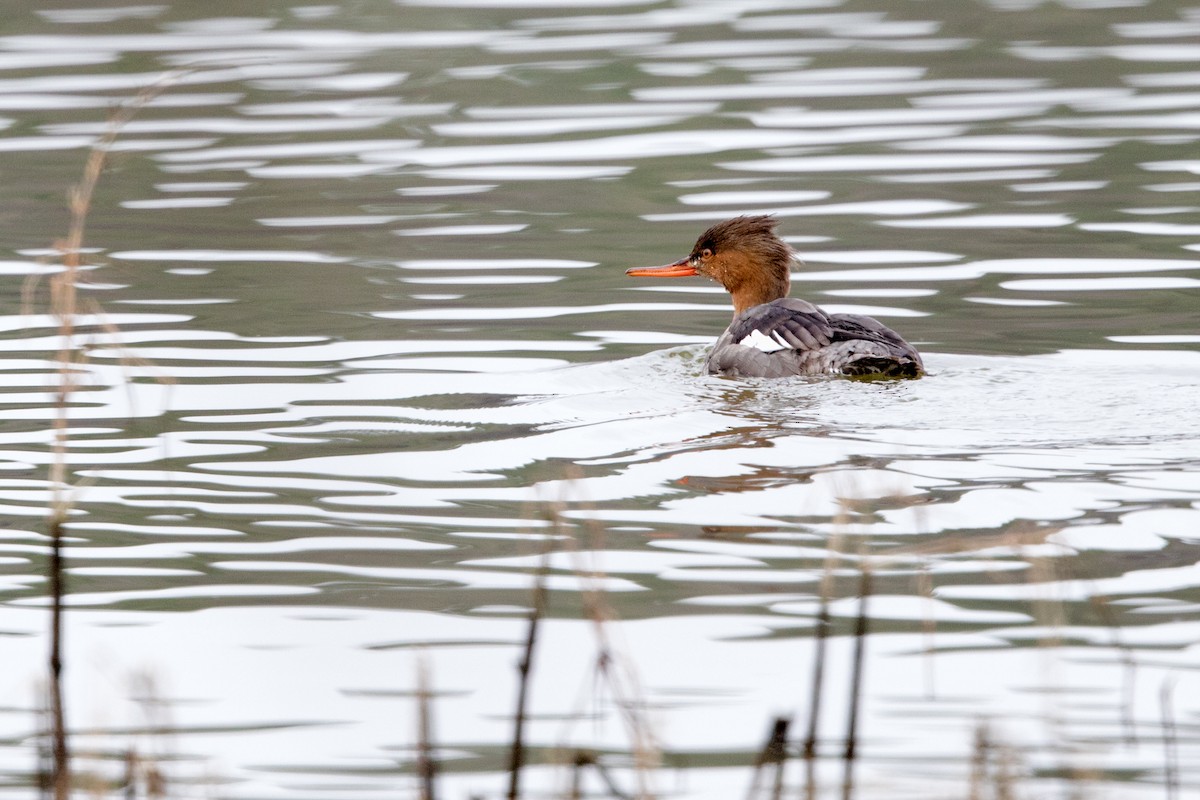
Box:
(686, 215, 793, 312)
(690, 215, 792, 270)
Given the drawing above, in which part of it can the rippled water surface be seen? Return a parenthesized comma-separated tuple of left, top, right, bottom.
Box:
(2, 0, 1200, 798)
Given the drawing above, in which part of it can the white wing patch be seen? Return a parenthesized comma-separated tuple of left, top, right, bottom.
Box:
(739, 328, 790, 353)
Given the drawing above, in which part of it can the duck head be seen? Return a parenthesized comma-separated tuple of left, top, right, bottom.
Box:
(625, 215, 794, 316)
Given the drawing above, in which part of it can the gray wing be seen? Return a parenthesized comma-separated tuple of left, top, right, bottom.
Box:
(706, 300, 924, 378)
(723, 298, 834, 351)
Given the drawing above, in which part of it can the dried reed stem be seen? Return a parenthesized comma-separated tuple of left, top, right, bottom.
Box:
(1160, 676, 1178, 800)
(124, 671, 169, 799)
(1089, 595, 1137, 745)
(45, 514, 67, 800)
(43, 72, 184, 800)
(123, 749, 137, 800)
(507, 556, 548, 800)
(583, 595, 659, 799)
(994, 746, 1016, 800)
(917, 566, 936, 701)
(840, 559, 871, 800)
(416, 655, 437, 800)
(569, 502, 659, 800)
(744, 716, 789, 800)
(802, 533, 840, 800)
(967, 721, 987, 800)
(567, 750, 589, 800)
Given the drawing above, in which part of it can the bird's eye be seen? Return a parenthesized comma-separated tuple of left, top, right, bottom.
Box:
(701, 248, 713, 259)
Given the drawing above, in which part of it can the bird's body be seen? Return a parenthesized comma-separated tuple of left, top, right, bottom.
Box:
(626, 216, 924, 379)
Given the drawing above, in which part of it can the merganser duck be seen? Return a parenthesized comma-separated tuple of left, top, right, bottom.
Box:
(626, 215, 924, 379)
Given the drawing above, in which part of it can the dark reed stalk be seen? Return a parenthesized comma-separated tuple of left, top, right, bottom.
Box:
(45, 515, 68, 800)
(416, 655, 437, 800)
(1161, 676, 1178, 800)
(568, 750, 590, 800)
(36, 691, 51, 799)
(802, 533, 840, 800)
(568, 750, 633, 800)
(744, 716, 790, 800)
(591, 756, 634, 800)
(840, 558, 871, 800)
(507, 556, 548, 800)
(771, 739, 788, 800)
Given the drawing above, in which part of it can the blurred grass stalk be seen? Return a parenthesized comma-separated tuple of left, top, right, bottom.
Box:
(575, 508, 661, 800)
(40, 74, 181, 800)
(417, 655, 437, 800)
(507, 550, 548, 800)
(802, 530, 840, 800)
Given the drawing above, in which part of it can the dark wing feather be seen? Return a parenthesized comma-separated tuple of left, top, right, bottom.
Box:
(725, 298, 833, 351)
(707, 300, 924, 378)
(828, 313, 914, 348)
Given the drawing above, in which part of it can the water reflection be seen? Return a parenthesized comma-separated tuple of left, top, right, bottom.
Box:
(2, 0, 1200, 797)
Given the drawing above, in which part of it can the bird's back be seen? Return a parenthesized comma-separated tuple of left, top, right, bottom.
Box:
(705, 298, 924, 379)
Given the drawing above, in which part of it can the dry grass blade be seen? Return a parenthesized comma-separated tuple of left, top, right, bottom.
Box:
(577, 564, 660, 799)
(744, 716, 789, 800)
(543, 471, 660, 800)
(1161, 676, 1178, 800)
(128, 670, 170, 799)
(1089, 594, 1138, 745)
(802, 531, 840, 800)
(45, 515, 68, 800)
(567, 750, 592, 800)
(967, 721, 987, 800)
(416, 655, 437, 800)
(41, 70, 185, 800)
(879, 522, 1058, 558)
(841, 558, 871, 800)
(507, 552, 549, 800)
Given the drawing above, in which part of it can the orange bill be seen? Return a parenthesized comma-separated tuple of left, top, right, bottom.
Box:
(625, 257, 697, 278)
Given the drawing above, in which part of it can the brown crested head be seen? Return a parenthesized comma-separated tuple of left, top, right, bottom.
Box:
(624, 215, 795, 316)
(688, 215, 794, 315)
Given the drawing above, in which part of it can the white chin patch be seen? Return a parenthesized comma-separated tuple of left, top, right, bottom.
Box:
(739, 329, 789, 353)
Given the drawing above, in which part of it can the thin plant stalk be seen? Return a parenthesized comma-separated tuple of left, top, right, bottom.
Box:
(1161, 676, 1178, 800)
(568, 750, 589, 800)
(1090, 595, 1137, 745)
(507, 556, 548, 800)
(841, 559, 871, 800)
(45, 514, 68, 800)
(803, 532, 841, 800)
(546, 477, 660, 800)
(745, 717, 790, 800)
(917, 566, 936, 701)
(128, 670, 169, 799)
(122, 749, 137, 800)
(416, 655, 437, 800)
(967, 721, 987, 800)
(572, 509, 659, 800)
(42, 73, 184, 800)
